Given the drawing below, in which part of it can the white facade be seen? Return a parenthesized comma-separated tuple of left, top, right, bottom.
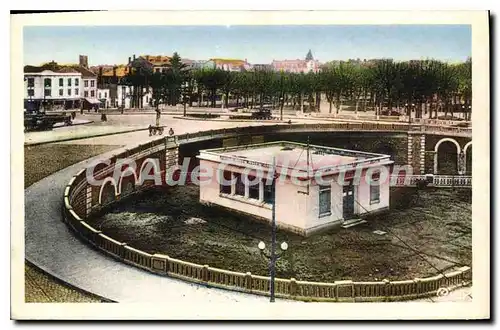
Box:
(115, 85, 153, 108)
(82, 77, 98, 99)
(198, 142, 393, 236)
(97, 88, 111, 108)
(24, 70, 82, 100)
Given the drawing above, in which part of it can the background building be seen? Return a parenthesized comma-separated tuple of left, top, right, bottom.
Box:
(211, 58, 252, 72)
(24, 64, 82, 112)
(75, 55, 100, 110)
(271, 50, 321, 73)
(97, 88, 111, 108)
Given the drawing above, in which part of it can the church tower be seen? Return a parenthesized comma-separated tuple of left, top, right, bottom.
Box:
(305, 49, 314, 61)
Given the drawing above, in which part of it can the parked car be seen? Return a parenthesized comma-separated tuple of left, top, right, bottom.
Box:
(380, 109, 401, 116)
(251, 108, 273, 120)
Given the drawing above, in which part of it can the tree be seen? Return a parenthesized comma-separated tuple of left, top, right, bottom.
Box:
(164, 52, 189, 105)
(456, 57, 472, 120)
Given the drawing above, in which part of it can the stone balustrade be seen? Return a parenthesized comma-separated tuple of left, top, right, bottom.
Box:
(60, 125, 473, 302)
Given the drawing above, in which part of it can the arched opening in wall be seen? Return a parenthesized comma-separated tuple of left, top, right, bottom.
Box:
(436, 141, 459, 175)
(100, 181, 116, 205)
(138, 159, 160, 188)
(465, 146, 472, 175)
(120, 172, 137, 196)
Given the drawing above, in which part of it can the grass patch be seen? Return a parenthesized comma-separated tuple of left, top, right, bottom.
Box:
(24, 143, 120, 188)
(90, 186, 472, 283)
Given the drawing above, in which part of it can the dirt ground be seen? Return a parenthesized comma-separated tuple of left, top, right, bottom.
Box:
(25, 143, 120, 302)
(91, 185, 472, 283)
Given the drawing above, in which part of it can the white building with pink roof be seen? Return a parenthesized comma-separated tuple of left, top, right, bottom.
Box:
(197, 141, 393, 236)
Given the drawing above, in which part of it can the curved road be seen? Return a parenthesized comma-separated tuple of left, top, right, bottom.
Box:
(24, 116, 471, 304)
(25, 116, 312, 303)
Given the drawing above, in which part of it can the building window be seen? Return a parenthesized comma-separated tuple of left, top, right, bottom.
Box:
(155, 68, 160, 73)
(99, 92, 101, 99)
(75, 78, 79, 86)
(44, 89, 51, 97)
(59, 89, 63, 96)
(90, 80, 95, 87)
(27, 89, 34, 97)
(234, 173, 245, 196)
(44, 78, 51, 88)
(370, 171, 380, 204)
(68, 78, 72, 87)
(263, 179, 274, 204)
(219, 171, 232, 194)
(59, 78, 64, 87)
(104, 92, 107, 98)
(75, 89, 79, 96)
(84, 80, 89, 87)
(27, 78, 34, 88)
(248, 175, 260, 200)
(319, 185, 331, 215)
(90, 90, 95, 97)
(68, 89, 72, 96)
(84, 91, 89, 97)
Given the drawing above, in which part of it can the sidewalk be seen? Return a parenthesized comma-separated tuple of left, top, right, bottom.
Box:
(53, 119, 94, 128)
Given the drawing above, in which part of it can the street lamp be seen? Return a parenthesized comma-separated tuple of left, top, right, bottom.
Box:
(257, 240, 288, 303)
(257, 156, 287, 303)
(182, 81, 189, 117)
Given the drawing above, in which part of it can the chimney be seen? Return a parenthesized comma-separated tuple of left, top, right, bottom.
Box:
(128, 57, 131, 64)
(79, 55, 88, 68)
(133, 54, 136, 61)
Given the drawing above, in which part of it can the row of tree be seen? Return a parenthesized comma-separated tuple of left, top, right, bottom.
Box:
(119, 53, 472, 120)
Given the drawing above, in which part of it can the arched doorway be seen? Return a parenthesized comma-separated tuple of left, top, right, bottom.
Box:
(434, 138, 461, 175)
(464, 142, 472, 175)
(99, 178, 117, 205)
(119, 170, 138, 196)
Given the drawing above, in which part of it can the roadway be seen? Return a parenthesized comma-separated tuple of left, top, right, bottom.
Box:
(23, 114, 472, 305)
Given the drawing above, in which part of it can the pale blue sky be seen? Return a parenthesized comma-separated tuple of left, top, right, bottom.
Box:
(23, 25, 471, 66)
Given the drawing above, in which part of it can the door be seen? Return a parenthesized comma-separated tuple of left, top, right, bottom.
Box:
(343, 183, 355, 219)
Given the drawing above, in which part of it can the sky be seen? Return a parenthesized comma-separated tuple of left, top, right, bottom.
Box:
(23, 25, 471, 66)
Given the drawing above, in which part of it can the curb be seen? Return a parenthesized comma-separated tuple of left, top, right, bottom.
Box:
(172, 116, 293, 123)
(25, 259, 116, 303)
(24, 127, 151, 147)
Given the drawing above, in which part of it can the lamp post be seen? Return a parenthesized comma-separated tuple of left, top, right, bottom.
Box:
(258, 240, 288, 303)
(257, 156, 288, 303)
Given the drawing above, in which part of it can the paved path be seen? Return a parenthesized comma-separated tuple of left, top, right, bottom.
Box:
(29, 115, 331, 146)
(24, 118, 472, 304)
(24, 146, 303, 304)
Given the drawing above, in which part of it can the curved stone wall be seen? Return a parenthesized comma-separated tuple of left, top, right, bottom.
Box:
(61, 123, 472, 302)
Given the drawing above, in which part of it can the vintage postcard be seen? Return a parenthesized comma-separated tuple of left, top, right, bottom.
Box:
(11, 10, 489, 320)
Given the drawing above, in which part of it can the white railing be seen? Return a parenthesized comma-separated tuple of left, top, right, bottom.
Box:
(390, 175, 472, 188)
(433, 175, 472, 187)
